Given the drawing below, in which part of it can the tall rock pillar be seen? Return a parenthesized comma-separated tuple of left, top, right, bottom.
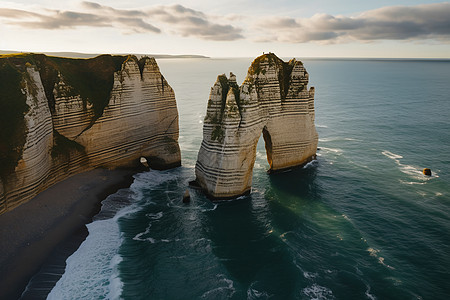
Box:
(195, 53, 318, 199)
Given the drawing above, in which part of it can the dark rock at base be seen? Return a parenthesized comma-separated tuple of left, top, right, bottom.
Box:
(183, 189, 190, 203)
(188, 180, 201, 189)
(423, 168, 432, 176)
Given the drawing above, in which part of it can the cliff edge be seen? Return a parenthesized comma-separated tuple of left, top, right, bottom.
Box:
(195, 53, 318, 199)
(0, 53, 181, 213)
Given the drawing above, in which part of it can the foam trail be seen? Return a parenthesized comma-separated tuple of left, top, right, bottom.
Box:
(382, 150, 437, 182)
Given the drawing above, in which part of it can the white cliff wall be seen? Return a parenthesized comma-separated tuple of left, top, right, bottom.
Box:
(0, 55, 180, 213)
(2, 67, 54, 210)
(195, 53, 318, 199)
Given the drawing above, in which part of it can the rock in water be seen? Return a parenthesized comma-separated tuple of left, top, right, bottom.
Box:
(183, 189, 190, 203)
(423, 168, 432, 176)
(0, 54, 181, 214)
(195, 53, 318, 199)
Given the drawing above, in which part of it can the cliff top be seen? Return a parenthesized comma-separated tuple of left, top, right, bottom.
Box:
(246, 52, 305, 100)
(0, 53, 156, 179)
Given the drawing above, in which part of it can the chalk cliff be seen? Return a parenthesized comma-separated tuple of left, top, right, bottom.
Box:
(195, 53, 318, 199)
(0, 54, 180, 213)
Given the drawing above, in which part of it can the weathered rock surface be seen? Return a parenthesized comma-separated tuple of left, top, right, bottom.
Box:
(195, 53, 318, 199)
(0, 54, 180, 213)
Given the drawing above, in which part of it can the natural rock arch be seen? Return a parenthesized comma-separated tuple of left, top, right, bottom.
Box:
(195, 53, 318, 199)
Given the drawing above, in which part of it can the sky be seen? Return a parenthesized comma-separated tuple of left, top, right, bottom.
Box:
(0, 0, 449, 58)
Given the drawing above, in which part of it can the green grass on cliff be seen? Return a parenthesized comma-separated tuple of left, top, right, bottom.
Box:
(45, 55, 126, 120)
(205, 74, 242, 142)
(247, 52, 295, 100)
(0, 53, 129, 177)
(0, 53, 127, 121)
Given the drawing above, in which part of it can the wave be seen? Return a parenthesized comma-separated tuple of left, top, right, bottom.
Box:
(302, 284, 335, 300)
(48, 169, 182, 300)
(319, 137, 359, 142)
(365, 283, 377, 300)
(303, 271, 319, 279)
(247, 281, 273, 299)
(319, 147, 344, 155)
(381, 150, 438, 183)
(303, 160, 319, 169)
(47, 217, 122, 300)
(381, 150, 403, 161)
(201, 274, 235, 299)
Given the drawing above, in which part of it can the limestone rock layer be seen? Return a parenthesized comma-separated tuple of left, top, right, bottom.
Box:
(0, 54, 180, 213)
(195, 53, 318, 199)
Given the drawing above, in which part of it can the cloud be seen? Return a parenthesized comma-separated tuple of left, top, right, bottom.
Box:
(254, 2, 450, 43)
(0, 2, 243, 41)
(147, 4, 243, 41)
(0, 4, 160, 33)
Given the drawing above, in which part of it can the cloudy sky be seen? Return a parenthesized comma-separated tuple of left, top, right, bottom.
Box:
(1, 0, 449, 58)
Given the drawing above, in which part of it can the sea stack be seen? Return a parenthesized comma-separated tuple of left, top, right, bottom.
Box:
(0, 54, 181, 213)
(195, 53, 318, 199)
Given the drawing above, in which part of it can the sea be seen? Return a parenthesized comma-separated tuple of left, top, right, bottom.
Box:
(23, 58, 450, 299)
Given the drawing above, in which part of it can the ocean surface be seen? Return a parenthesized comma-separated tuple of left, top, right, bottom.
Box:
(29, 58, 450, 299)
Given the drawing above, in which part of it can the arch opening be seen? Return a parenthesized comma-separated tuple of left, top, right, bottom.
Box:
(262, 126, 273, 170)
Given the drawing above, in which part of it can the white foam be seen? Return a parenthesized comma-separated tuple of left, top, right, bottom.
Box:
(365, 284, 377, 300)
(201, 274, 235, 299)
(302, 284, 335, 300)
(320, 147, 343, 154)
(133, 224, 154, 242)
(146, 211, 163, 220)
(382, 150, 437, 182)
(303, 271, 319, 279)
(49, 169, 181, 299)
(247, 281, 273, 299)
(47, 218, 122, 300)
(381, 150, 403, 160)
(201, 204, 218, 212)
(303, 160, 319, 169)
(318, 137, 358, 142)
(108, 255, 124, 300)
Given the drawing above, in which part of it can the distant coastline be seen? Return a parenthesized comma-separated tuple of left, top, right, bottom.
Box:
(3, 51, 450, 62)
(0, 50, 209, 59)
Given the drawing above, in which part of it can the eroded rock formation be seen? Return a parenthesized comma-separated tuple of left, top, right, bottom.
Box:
(0, 54, 180, 213)
(195, 53, 318, 199)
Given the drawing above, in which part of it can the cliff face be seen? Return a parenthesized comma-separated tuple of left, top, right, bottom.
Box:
(0, 54, 180, 213)
(195, 53, 318, 199)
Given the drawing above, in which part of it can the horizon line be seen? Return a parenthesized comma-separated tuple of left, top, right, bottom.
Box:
(1, 50, 450, 61)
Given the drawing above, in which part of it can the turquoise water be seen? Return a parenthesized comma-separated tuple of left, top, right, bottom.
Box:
(47, 58, 450, 299)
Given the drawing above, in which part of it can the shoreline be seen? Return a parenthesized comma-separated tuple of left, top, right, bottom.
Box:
(0, 168, 137, 299)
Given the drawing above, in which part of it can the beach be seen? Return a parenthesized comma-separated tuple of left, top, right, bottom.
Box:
(0, 168, 136, 299)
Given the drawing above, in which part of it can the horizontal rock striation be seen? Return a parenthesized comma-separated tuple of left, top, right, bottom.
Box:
(195, 53, 318, 199)
(0, 54, 180, 213)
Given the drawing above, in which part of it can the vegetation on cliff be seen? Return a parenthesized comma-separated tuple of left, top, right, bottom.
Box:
(0, 57, 29, 179)
(247, 52, 296, 100)
(0, 53, 129, 178)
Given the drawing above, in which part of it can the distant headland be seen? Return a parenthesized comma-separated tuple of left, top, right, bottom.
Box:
(0, 50, 209, 59)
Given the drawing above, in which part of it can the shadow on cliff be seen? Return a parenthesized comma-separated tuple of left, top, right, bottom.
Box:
(201, 160, 323, 298)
